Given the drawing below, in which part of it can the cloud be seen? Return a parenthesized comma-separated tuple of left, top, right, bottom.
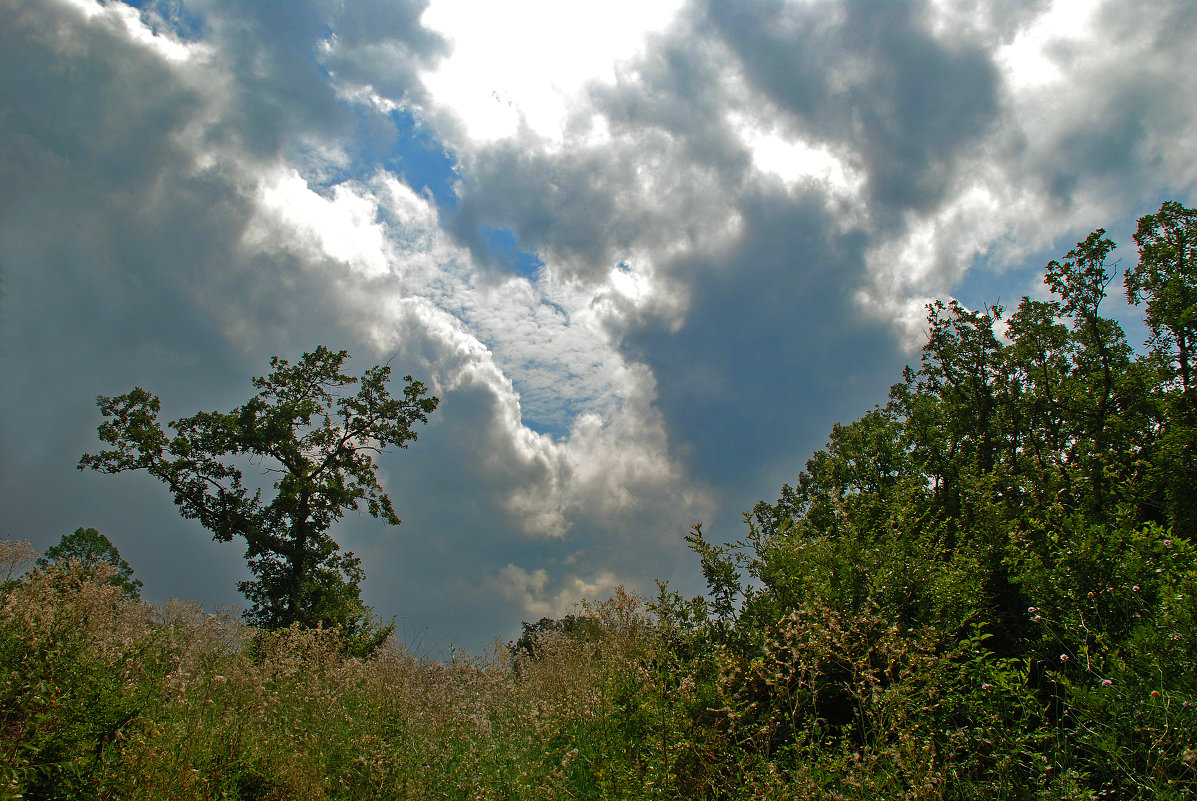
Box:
(3, 0, 1197, 653)
(418, 0, 686, 146)
(491, 563, 620, 621)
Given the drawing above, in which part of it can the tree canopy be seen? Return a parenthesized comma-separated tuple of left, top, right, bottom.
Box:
(672, 201, 1197, 797)
(79, 346, 438, 649)
(36, 527, 142, 600)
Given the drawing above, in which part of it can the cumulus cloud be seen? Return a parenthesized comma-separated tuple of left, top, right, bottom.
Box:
(491, 563, 621, 621)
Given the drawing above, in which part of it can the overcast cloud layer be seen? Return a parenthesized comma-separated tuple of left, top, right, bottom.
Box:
(2, 0, 1195, 651)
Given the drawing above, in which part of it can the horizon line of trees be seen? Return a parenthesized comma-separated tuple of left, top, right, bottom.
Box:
(662, 199, 1197, 796)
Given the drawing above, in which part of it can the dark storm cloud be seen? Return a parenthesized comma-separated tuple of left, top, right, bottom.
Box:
(316, 0, 449, 103)
(704, 0, 1002, 215)
(428, 0, 1197, 536)
(0, 0, 442, 616)
(439, 0, 969, 510)
(176, 0, 446, 162)
(618, 186, 902, 508)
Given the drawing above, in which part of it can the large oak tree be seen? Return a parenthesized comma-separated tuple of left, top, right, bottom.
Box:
(80, 346, 437, 648)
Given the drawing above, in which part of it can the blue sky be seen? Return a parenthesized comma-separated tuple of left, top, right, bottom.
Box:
(2, 0, 1196, 652)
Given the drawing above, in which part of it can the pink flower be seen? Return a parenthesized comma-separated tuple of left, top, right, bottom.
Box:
(1164, 539, 1173, 547)
(982, 683, 991, 690)
(1028, 606, 1038, 613)
(1060, 654, 1069, 662)
(1101, 679, 1113, 687)
(1133, 585, 1141, 592)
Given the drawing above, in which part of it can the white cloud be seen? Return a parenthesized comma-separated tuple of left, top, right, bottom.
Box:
(996, 0, 1101, 89)
(234, 163, 711, 539)
(7, 0, 1197, 653)
(418, 0, 686, 146)
(61, 0, 205, 63)
(245, 168, 392, 278)
(492, 563, 621, 619)
(732, 114, 865, 197)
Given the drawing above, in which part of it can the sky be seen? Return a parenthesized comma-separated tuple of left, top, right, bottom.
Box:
(2, 0, 1195, 653)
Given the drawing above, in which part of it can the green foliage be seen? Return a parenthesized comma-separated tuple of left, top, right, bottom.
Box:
(79, 347, 437, 646)
(1, 559, 165, 800)
(37, 527, 142, 600)
(1, 563, 687, 800)
(667, 202, 1197, 798)
(509, 613, 603, 660)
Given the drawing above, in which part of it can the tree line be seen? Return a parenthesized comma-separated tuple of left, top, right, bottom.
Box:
(665, 200, 1197, 796)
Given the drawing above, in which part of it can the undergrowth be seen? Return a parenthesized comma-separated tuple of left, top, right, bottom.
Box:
(3, 535, 1194, 800)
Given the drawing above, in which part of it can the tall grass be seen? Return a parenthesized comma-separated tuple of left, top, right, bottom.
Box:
(3, 538, 1194, 800)
(1, 548, 680, 800)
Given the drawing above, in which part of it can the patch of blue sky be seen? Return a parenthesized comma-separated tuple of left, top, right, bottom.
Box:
(481, 227, 544, 280)
(953, 226, 1151, 354)
(952, 249, 1045, 316)
(285, 101, 458, 208)
(509, 387, 574, 441)
(121, 0, 206, 41)
(383, 108, 460, 211)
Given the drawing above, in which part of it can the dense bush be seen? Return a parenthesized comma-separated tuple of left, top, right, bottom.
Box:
(663, 202, 1197, 799)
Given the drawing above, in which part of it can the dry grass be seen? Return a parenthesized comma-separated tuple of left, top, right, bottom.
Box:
(0, 550, 674, 800)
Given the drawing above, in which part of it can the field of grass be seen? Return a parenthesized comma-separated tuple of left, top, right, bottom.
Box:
(2, 542, 693, 800)
(4, 532, 1196, 800)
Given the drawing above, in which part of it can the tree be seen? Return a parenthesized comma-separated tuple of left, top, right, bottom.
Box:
(36, 527, 142, 599)
(1127, 201, 1197, 537)
(669, 208, 1197, 797)
(1044, 230, 1138, 518)
(79, 346, 438, 647)
(1128, 201, 1197, 394)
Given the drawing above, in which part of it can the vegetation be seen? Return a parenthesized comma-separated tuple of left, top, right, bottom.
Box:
(3, 202, 1195, 798)
(36, 528, 142, 600)
(78, 346, 438, 652)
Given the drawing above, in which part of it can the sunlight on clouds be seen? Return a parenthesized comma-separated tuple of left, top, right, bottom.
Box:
(858, 184, 1016, 349)
(246, 168, 391, 278)
(732, 115, 864, 196)
(608, 264, 648, 303)
(62, 0, 205, 62)
(997, 0, 1101, 89)
(293, 169, 711, 543)
(419, 0, 685, 144)
(493, 564, 620, 619)
(371, 288, 706, 541)
(331, 82, 405, 115)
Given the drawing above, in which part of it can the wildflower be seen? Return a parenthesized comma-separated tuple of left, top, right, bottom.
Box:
(1164, 539, 1173, 547)
(1060, 654, 1069, 662)
(1151, 690, 1161, 699)
(1033, 615, 1042, 621)
(1101, 679, 1113, 687)
(1028, 606, 1038, 613)
(982, 683, 991, 690)
(1133, 585, 1141, 592)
